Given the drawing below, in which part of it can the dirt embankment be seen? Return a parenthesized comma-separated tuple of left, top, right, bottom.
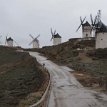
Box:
(0, 46, 49, 107)
(29, 40, 107, 93)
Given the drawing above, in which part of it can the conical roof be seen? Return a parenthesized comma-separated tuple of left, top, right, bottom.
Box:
(7, 37, 13, 41)
(82, 21, 91, 26)
(96, 21, 107, 33)
(54, 33, 61, 38)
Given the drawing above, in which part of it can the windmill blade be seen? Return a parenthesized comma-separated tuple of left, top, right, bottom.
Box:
(97, 10, 101, 22)
(50, 28, 54, 41)
(80, 16, 86, 24)
(82, 17, 86, 23)
(80, 16, 83, 23)
(76, 16, 86, 32)
(29, 34, 34, 39)
(5, 36, 7, 45)
(30, 37, 38, 44)
(36, 34, 40, 39)
(94, 16, 97, 25)
(29, 40, 34, 45)
(51, 28, 54, 36)
(90, 14, 95, 31)
(90, 14, 94, 25)
(54, 30, 56, 35)
(50, 35, 54, 41)
(76, 24, 82, 32)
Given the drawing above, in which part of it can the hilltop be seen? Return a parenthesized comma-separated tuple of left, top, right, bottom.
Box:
(28, 39, 107, 93)
(0, 46, 49, 107)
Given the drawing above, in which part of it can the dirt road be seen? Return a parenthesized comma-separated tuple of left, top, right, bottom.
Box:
(29, 52, 107, 107)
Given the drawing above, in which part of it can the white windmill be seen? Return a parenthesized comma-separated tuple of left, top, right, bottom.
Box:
(50, 28, 61, 45)
(5, 36, 13, 47)
(76, 17, 92, 39)
(5, 36, 19, 47)
(29, 34, 40, 48)
(90, 10, 107, 49)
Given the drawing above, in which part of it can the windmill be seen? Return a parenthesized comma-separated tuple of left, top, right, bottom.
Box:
(90, 10, 107, 49)
(76, 16, 92, 38)
(50, 28, 61, 45)
(90, 10, 103, 37)
(5, 36, 19, 47)
(5, 36, 13, 47)
(29, 34, 40, 48)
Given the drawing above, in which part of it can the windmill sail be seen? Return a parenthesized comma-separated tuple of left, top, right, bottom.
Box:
(76, 17, 86, 32)
(29, 34, 34, 39)
(50, 28, 56, 41)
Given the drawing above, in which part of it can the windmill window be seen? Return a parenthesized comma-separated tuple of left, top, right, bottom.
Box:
(101, 39, 103, 40)
(86, 34, 88, 37)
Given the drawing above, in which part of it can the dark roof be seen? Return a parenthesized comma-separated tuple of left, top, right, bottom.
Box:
(7, 37, 13, 41)
(82, 21, 91, 26)
(96, 21, 107, 33)
(54, 33, 61, 38)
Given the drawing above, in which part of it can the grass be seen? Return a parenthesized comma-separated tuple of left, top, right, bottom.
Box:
(0, 46, 48, 107)
(31, 39, 107, 92)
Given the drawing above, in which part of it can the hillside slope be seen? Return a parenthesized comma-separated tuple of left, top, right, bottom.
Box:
(0, 46, 49, 107)
(30, 39, 107, 92)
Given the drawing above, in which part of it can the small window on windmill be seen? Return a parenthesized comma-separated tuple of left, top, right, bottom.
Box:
(86, 34, 88, 37)
(101, 39, 103, 40)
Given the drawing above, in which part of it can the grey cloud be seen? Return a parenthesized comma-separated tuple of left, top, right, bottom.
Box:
(0, 0, 107, 47)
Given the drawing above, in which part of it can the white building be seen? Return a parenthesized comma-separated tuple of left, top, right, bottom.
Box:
(33, 39, 39, 48)
(53, 33, 61, 45)
(6, 37, 13, 47)
(82, 21, 92, 39)
(29, 34, 40, 48)
(96, 23, 107, 49)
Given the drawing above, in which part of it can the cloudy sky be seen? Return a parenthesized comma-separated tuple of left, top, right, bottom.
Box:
(0, 0, 107, 48)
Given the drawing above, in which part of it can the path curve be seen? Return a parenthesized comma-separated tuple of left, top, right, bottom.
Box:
(29, 52, 107, 107)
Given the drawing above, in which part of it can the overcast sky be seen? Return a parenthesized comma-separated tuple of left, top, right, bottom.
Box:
(0, 0, 107, 48)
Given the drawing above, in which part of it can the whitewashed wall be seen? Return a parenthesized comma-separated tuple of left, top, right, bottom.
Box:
(53, 38, 61, 45)
(7, 41, 13, 47)
(96, 33, 107, 49)
(82, 26, 92, 38)
(33, 41, 39, 48)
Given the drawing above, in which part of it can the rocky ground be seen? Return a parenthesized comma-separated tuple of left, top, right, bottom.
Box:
(0, 46, 49, 107)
